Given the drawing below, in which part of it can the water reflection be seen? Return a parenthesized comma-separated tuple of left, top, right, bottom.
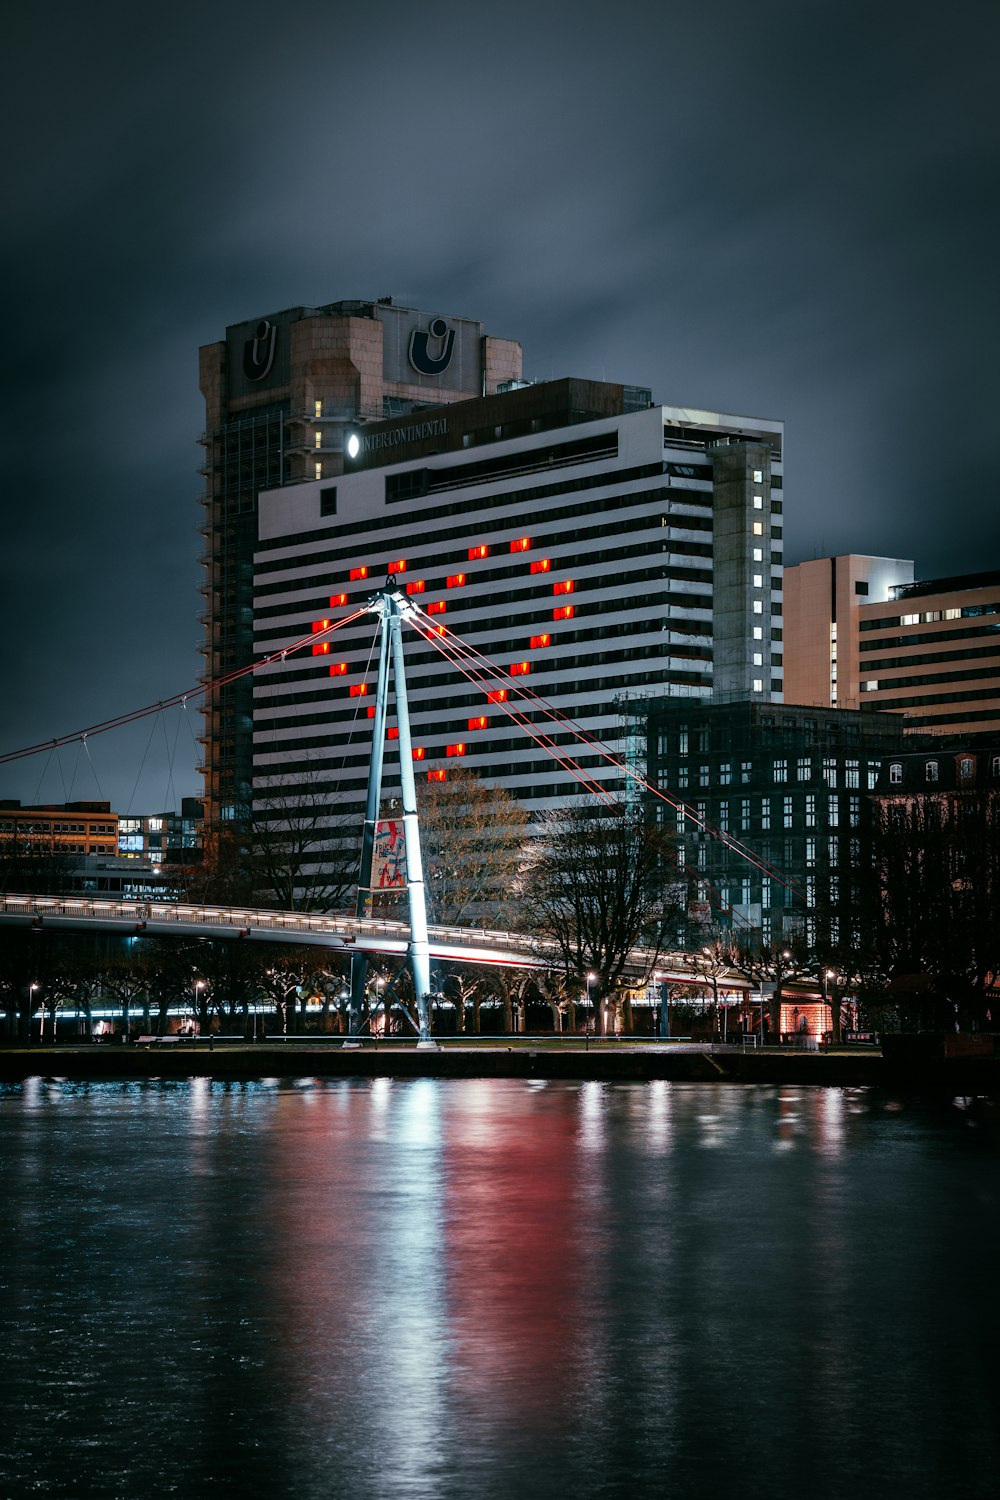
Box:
(0, 1081, 998, 1500)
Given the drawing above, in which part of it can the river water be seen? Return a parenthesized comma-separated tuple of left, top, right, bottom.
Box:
(1, 1078, 997, 1500)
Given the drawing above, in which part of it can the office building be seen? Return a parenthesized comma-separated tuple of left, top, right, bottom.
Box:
(643, 697, 910, 950)
(251, 378, 785, 859)
(0, 801, 119, 858)
(784, 558, 1000, 737)
(198, 298, 522, 823)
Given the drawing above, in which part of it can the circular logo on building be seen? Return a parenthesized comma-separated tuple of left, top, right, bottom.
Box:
(408, 316, 456, 377)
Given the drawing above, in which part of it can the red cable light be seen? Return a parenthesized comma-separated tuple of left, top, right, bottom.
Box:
(529, 558, 550, 574)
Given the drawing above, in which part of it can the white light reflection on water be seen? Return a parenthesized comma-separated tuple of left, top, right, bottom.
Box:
(1, 1079, 999, 1500)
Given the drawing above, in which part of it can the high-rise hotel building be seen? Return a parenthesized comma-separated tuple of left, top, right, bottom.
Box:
(198, 299, 522, 822)
(251, 375, 785, 822)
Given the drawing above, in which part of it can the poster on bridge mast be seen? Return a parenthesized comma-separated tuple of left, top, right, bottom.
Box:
(371, 820, 407, 892)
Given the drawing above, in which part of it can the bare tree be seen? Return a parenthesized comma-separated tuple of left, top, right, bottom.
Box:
(418, 767, 530, 928)
(522, 800, 679, 1035)
(733, 938, 812, 1042)
(250, 775, 360, 914)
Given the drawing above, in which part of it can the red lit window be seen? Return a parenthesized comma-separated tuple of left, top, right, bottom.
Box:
(529, 634, 551, 649)
(446, 573, 466, 588)
(349, 683, 368, 697)
(311, 641, 330, 656)
(529, 558, 550, 574)
(405, 580, 425, 595)
(330, 662, 348, 676)
(412, 747, 425, 761)
(427, 769, 446, 782)
(468, 544, 489, 561)
(388, 726, 399, 740)
(510, 536, 531, 553)
(367, 706, 376, 718)
(349, 566, 368, 582)
(330, 593, 348, 608)
(431, 624, 447, 636)
(510, 661, 531, 676)
(387, 559, 406, 574)
(553, 604, 575, 621)
(427, 600, 446, 615)
(312, 619, 331, 633)
(553, 579, 574, 595)
(468, 716, 488, 731)
(487, 689, 508, 703)
(446, 743, 466, 757)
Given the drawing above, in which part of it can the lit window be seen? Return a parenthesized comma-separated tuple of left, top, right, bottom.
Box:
(753, 574, 763, 588)
(753, 469, 763, 483)
(311, 641, 330, 656)
(468, 544, 489, 561)
(889, 762, 902, 785)
(511, 536, 531, 553)
(446, 573, 466, 588)
(446, 743, 466, 757)
(753, 600, 763, 614)
(311, 619, 331, 634)
(529, 634, 551, 648)
(944, 608, 961, 620)
(959, 757, 975, 782)
(753, 626, 763, 640)
(314, 400, 323, 419)
(349, 683, 368, 697)
(510, 661, 531, 676)
(752, 522, 764, 536)
(553, 579, 574, 595)
(412, 747, 425, 760)
(753, 548, 763, 562)
(405, 580, 425, 595)
(529, 558, 551, 574)
(367, 706, 376, 719)
(330, 662, 348, 676)
(902, 613, 919, 626)
(753, 495, 763, 509)
(427, 769, 446, 782)
(330, 593, 348, 607)
(753, 678, 764, 692)
(553, 605, 575, 620)
(387, 559, 406, 574)
(350, 566, 368, 582)
(431, 624, 446, 636)
(315, 462, 323, 479)
(753, 652, 763, 666)
(468, 716, 488, 730)
(315, 430, 322, 449)
(427, 601, 446, 614)
(925, 761, 939, 783)
(388, 727, 399, 741)
(487, 689, 507, 703)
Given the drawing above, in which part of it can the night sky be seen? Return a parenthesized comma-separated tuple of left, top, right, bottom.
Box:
(3, 0, 998, 811)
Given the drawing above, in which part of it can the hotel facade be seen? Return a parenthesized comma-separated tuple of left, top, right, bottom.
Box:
(250, 375, 785, 827)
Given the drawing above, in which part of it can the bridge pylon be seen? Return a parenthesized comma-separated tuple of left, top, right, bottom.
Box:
(347, 582, 435, 1048)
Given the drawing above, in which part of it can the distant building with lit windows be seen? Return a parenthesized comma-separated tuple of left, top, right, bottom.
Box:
(784, 558, 1000, 737)
(0, 801, 119, 857)
(251, 376, 785, 839)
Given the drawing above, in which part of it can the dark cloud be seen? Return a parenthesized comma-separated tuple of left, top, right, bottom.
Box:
(2, 0, 998, 805)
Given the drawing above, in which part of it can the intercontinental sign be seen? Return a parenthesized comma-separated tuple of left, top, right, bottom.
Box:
(359, 417, 449, 454)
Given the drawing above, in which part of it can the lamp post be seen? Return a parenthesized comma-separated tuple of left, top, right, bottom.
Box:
(586, 973, 597, 1037)
(194, 979, 205, 1038)
(30, 983, 39, 1045)
(822, 968, 837, 1043)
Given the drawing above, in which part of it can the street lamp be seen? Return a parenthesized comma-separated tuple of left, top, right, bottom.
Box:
(586, 973, 597, 1036)
(30, 983, 39, 1045)
(194, 979, 205, 1038)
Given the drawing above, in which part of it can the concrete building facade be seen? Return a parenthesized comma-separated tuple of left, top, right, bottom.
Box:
(198, 298, 522, 823)
(783, 554, 914, 708)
